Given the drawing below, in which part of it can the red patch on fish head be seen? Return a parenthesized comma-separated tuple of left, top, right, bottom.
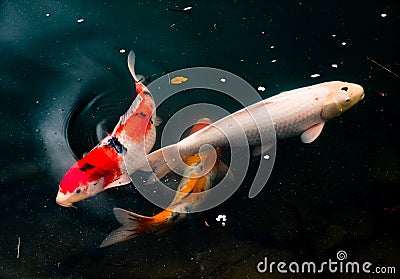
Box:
(59, 146, 122, 194)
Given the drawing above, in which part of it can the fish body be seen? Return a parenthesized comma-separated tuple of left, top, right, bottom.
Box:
(144, 81, 365, 179)
(100, 118, 221, 247)
(56, 51, 157, 207)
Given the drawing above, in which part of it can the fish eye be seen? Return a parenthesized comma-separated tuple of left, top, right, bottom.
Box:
(75, 188, 81, 194)
(345, 97, 351, 103)
(341, 86, 349, 92)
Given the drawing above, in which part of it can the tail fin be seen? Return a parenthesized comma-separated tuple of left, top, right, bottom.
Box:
(127, 50, 139, 82)
(99, 208, 152, 247)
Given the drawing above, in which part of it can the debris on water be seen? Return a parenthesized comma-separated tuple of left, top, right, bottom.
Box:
(341, 42, 347, 46)
(170, 23, 176, 28)
(270, 45, 275, 49)
(331, 64, 338, 68)
(257, 86, 266, 92)
(263, 154, 270, 160)
(220, 78, 226, 83)
(170, 76, 188, 84)
(204, 221, 209, 227)
(271, 59, 277, 63)
(310, 74, 320, 78)
(381, 13, 387, 18)
(76, 18, 85, 23)
(332, 34, 336, 37)
(367, 57, 400, 78)
(167, 7, 193, 15)
(216, 214, 227, 222)
(45, 13, 51, 17)
(119, 49, 126, 54)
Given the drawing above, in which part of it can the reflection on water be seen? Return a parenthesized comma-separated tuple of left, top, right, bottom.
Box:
(1, 0, 399, 278)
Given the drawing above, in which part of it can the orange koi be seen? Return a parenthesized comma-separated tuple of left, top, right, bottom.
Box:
(56, 51, 158, 207)
(100, 118, 223, 247)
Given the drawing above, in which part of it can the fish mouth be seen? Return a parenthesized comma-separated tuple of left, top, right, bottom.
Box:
(56, 200, 73, 207)
(56, 193, 73, 207)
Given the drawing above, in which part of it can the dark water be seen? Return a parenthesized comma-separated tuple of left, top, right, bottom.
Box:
(1, 0, 399, 278)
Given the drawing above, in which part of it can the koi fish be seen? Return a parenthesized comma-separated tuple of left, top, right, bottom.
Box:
(143, 81, 365, 181)
(56, 51, 158, 207)
(100, 118, 223, 247)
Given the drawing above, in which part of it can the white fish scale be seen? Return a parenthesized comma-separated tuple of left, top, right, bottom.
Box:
(178, 85, 329, 154)
(268, 92, 326, 139)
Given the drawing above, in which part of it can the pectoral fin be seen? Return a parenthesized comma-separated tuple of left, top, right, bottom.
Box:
(104, 174, 132, 189)
(300, 123, 325, 143)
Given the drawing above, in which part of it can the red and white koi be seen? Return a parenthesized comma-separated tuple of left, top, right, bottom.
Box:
(56, 51, 158, 207)
(100, 118, 224, 247)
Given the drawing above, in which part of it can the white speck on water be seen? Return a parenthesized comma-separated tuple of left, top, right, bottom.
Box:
(257, 86, 266, 92)
(271, 59, 277, 63)
(263, 154, 270, 160)
(381, 13, 387, 18)
(341, 42, 347, 46)
(331, 64, 338, 68)
(183, 6, 192, 11)
(332, 34, 336, 37)
(310, 74, 320, 78)
(220, 78, 226, 83)
(119, 49, 126, 53)
(240, 59, 244, 62)
(270, 45, 275, 49)
(77, 18, 85, 23)
(216, 214, 227, 222)
(45, 13, 51, 17)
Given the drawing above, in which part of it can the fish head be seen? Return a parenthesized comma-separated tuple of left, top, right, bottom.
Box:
(321, 81, 365, 119)
(56, 161, 106, 207)
(56, 145, 123, 207)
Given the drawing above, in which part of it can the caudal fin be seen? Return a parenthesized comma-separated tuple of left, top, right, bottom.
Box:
(99, 208, 152, 247)
(127, 51, 139, 82)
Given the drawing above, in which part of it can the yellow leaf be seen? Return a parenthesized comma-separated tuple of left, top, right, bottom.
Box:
(170, 76, 188, 84)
